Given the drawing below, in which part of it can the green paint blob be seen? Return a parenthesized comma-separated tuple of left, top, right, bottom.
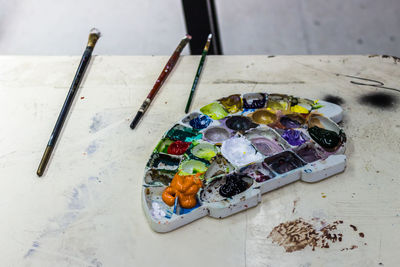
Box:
(166, 124, 202, 142)
(308, 126, 341, 149)
(191, 143, 218, 161)
(155, 138, 174, 153)
(200, 102, 229, 120)
(147, 153, 181, 171)
(179, 160, 208, 176)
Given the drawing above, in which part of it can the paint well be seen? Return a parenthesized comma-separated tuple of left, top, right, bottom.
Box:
(200, 102, 229, 120)
(203, 126, 231, 143)
(281, 129, 309, 146)
(221, 136, 263, 166)
(225, 116, 258, 131)
(240, 162, 275, 183)
(219, 94, 243, 113)
(250, 109, 277, 124)
(264, 151, 305, 174)
(251, 137, 283, 156)
(243, 93, 266, 109)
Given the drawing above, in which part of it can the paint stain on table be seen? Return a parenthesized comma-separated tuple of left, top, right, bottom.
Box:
(268, 218, 366, 253)
(323, 95, 345, 106)
(292, 199, 299, 214)
(86, 141, 98, 155)
(382, 54, 400, 64)
(90, 114, 103, 133)
(358, 92, 398, 109)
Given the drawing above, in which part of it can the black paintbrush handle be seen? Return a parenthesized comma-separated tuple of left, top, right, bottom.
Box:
(130, 111, 144, 129)
(37, 47, 93, 177)
(37, 29, 100, 177)
(48, 47, 93, 146)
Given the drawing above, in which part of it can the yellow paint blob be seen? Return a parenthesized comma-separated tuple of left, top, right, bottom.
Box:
(290, 105, 310, 114)
(267, 101, 288, 111)
(250, 109, 277, 124)
(219, 94, 243, 113)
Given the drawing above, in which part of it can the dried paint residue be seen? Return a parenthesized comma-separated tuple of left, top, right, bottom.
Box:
(268, 218, 345, 252)
(269, 218, 367, 253)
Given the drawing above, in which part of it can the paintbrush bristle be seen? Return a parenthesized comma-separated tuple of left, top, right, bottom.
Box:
(207, 33, 212, 39)
(185, 34, 192, 40)
(90, 28, 101, 37)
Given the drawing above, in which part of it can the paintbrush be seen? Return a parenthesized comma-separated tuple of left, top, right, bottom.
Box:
(130, 35, 191, 129)
(36, 28, 101, 177)
(185, 34, 212, 113)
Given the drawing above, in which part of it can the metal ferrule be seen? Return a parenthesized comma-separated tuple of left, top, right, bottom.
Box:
(139, 98, 151, 113)
(87, 33, 100, 48)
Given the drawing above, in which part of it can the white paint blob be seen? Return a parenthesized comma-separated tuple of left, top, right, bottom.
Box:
(221, 136, 263, 167)
(151, 202, 166, 219)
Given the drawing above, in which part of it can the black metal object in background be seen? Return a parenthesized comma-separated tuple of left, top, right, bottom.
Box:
(181, 0, 223, 55)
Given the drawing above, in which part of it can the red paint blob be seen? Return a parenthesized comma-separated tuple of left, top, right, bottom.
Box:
(167, 141, 191, 155)
(80, 96, 85, 100)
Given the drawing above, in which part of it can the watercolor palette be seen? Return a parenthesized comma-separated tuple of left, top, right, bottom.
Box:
(142, 93, 347, 232)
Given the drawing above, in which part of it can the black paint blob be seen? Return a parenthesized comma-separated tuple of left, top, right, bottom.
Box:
(308, 126, 343, 149)
(219, 173, 249, 198)
(225, 116, 258, 131)
(358, 92, 398, 109)
(323, 95, 345, 106)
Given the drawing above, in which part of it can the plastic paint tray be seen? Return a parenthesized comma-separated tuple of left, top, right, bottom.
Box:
(142, 93, 346, 232)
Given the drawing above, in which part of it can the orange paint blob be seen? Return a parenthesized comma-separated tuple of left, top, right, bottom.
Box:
(162, 172, 203, 209)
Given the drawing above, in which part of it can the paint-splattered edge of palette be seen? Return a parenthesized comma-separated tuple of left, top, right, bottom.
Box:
(142, 93, 346, 232)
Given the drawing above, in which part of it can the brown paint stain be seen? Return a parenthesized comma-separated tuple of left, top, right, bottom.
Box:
(268, 218, 343, 253)
(269, 219, 366, 253)
(350, 224, 358, 231)
(292, 199, 298, 213)
(80, 96, 85, 99)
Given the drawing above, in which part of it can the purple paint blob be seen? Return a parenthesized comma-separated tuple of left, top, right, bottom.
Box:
(189, 115, 212, 130)
(240, 163, 275, 183)
(280, 116, 301, 128)
(264, 151, 305, 174)
(295, 146, 321, 163)
(251, 137, 283, 156)
(282, 129, 308, 146)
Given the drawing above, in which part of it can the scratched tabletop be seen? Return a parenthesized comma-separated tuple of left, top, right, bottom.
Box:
(0, 55, 399, 267)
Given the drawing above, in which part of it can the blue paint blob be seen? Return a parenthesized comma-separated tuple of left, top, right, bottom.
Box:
(175, 199, 201, 215)
(189, 115, 212, 130)
(243, 93, 266, 109)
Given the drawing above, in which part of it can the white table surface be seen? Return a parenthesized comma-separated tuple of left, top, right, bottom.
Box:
(0, 55, 399, 267)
